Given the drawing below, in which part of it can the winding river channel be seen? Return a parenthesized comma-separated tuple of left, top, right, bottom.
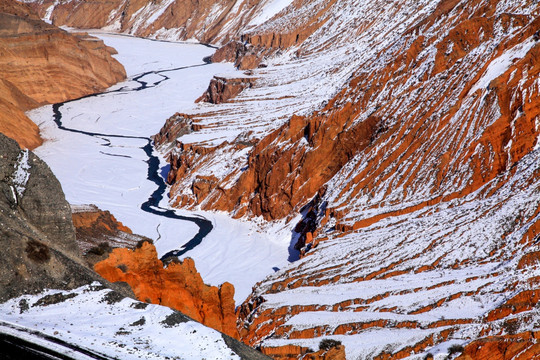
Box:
(30, 32, 292, 303)
(51, 64, 213, 259)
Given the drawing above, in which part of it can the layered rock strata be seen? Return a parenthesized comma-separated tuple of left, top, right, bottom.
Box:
(94, 241, 239, 339)
(71, 204, 149, 265)
(455, 331, 540, 360)
(197, 76, 255, 104)
(25, 0, 261, 45)
(154, 0, 540, 357)
(0, 0, 125, 149)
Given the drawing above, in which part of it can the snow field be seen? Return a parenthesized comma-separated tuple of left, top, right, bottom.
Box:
(0, 283, 241, 359)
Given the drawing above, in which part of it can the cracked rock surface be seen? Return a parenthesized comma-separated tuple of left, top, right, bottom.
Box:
(0, 133, 130, 302)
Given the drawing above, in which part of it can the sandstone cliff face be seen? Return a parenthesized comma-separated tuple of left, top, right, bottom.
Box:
(161, 0, 540, 223)
(25, 0, 337, 49)
(197, 76, 255, 104)
(0, 0, 125, 149)
(94, 241, 239, 339)
(262, 344, 346, 360)
(25, 0, 262, 45)
(71, 204, 150, 267)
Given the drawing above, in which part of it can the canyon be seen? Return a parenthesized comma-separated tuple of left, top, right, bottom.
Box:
(3, 0, 540, 359)
(0, 0, 125, 149)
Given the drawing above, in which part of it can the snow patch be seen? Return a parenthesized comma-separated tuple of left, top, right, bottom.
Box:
(0, 284, 241, 359)
(248, 0, 296, 26)
(12, 149, 31, 197)
(470, 37, 535, 94)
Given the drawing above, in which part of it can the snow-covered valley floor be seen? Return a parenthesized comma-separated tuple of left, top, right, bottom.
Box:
(28, 33, 294, 304)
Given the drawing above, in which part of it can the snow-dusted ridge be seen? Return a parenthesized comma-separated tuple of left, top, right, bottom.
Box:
(0, 283, 242, 359)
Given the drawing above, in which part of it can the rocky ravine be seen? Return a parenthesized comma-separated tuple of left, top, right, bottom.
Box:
(17, 0, 540, 358)
(154, 0, 540, 358)
(0, 0, 125, 149)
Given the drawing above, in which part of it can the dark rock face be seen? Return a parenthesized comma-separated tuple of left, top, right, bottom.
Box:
(0, 133, 125, 302)
(196, 76, 254, 104)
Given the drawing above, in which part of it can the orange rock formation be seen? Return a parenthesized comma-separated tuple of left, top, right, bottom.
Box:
(71, 204, 150, 260)
(72, 208, 132, 236)
(26, 0, 259, 45)
(196, 76, 254, 104)
(456, 332, 540, 360)
(262, 344, 346, 360)
(0, 0, 125, 149)
(94, 241, 239, 339)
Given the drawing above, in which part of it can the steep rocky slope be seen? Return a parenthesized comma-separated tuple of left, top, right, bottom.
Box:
(24, 0, 295, 45)
(0, 0, 125, 149)
(151, 0, 540, 358)
(94, 241, 239, 339)
(0, 133, 127, 302)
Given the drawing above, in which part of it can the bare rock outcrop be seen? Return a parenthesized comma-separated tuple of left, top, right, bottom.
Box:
(0, 133, 132, 302)
(0, 0, 126, 149)
(94, 241, 239, 339)
(262, 344, 346, 360)
(197, 76, 254, 104)
(456, 332, 540, 360)
(71, 204, 150, 266)
(211, 41, 265, 70)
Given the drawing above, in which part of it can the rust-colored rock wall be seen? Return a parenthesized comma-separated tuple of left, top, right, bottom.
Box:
(0, 26, 125, 106)
(70, 204, 149, 264)
(189, 0, 540, 358)
(26, 0, 260, 45)
(0, 0, 126, 149)
(94, 241, 239, 339)
(261, 344, 346, 360)
(26, 0, 335, 50)
(165, 1, 540, 225)
(456, 332, 540, 360)
(196, 76, 254, 104)
(0, 92, 41, 150)
(167, 103, 380, 220)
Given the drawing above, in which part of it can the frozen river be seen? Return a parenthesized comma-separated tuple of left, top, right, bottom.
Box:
(29, 33, 293, 303)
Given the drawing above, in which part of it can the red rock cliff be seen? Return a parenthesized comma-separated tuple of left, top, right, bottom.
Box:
(154, 0, 540, 357)
(94, 241, 239, 339)
(0, 0, 126, 149)
(25, 0, 260, 45)
(164, 0, 540, 224)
